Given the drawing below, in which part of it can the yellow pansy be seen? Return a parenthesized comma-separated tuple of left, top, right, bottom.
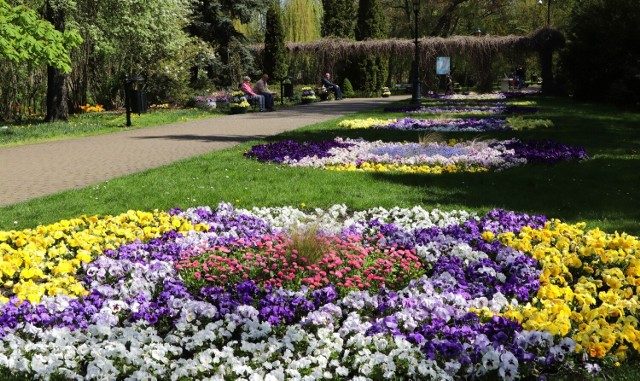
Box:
(337, 118, 396, 129)
(1, 209, 195, 304)
(496, 220, 640, 360)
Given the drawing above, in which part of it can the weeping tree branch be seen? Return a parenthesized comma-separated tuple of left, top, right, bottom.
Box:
(252, 29, 562, 93)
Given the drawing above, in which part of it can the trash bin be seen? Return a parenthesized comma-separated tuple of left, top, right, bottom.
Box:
(131, 89, 147, 114)
(282, 83, 293, 98)
(124, 75, 145, 127)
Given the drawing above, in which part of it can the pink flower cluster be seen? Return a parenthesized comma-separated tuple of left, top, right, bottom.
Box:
(175, 233, 424, 293)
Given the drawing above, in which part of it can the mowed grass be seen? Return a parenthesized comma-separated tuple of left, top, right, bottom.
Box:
(0, 95, 638, 238)
(0, 108, 223, 147)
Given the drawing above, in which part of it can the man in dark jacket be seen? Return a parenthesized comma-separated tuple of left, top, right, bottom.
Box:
(321, 73, 343, 100)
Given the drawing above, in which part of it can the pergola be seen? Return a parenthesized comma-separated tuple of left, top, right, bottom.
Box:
(253, 28, 564, 94)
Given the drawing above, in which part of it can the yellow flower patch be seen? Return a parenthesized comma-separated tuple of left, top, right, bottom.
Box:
(499, 220, 640, 360)
(325, 162, 489, 174)
(0, 210, 208, 304)
(337, 118, 396, 129)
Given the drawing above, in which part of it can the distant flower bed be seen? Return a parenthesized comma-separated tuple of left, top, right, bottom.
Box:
(301, 86, 316, 103)
(338, 117, 511, 132)
(1, 202, 638, 379)
(384, 104, 538, 115)
(245, 137, 588, 174)
(426, 90, 540, 100)
(79, 104, 105, 113)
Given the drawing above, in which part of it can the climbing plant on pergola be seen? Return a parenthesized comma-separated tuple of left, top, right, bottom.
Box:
(254, 28, 564, 94)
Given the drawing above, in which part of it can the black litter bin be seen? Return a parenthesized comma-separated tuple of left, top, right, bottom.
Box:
(125, 75, 146, 126)
(282, 83, 293, 98)
(131, 89, 147, 114)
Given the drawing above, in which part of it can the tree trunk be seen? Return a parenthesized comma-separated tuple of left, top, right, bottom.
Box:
(539, 45, 555, 95)
(45, 66, 69, 122)
(44, 0, 69, 122)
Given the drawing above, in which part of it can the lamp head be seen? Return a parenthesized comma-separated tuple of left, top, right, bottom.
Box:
(538, 0, 543, 4)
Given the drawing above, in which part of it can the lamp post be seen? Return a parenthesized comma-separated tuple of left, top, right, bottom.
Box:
(411, 0, 421, 103)
(538, 0, 550, 26)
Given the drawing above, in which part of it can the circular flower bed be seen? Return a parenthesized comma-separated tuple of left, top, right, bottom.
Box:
(1, 203, 638, 380)
(244, 137, 589, 174)
(338, 117, 511, 132)
(383, 104, 538, 115)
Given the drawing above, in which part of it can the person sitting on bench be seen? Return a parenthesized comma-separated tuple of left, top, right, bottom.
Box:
(240, 76, 266, 112)
(254, 74, 276, 111)
(321, 73, 343, 100)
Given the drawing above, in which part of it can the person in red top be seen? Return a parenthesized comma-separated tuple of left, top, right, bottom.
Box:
(240, 76, 266, 111)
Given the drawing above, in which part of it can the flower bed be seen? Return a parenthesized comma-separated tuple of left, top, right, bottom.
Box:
(426, 90, 540, 100)
(1, 203, 638, 380)
(228, 91, 250, 114)
(245, 137, 588, 174)
(338, 117, 512, 132)
(383, 104, 538, 115)
(301, 87, 316, 103)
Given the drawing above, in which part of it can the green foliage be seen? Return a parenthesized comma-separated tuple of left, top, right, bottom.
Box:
(282, 0, 322, 42)
(506, 117, 554, 131)
(0, 0, 81, 72)
(354, 0, 387, 93)
(321, 0, 354, 38)
(355, 0, 386, 40)
(187, 0, 268, 85)
(1, 96, 639, 238)
(341, 77, 355, 97)
(263, 1, 287, 80)
(560, 0, 640, 104)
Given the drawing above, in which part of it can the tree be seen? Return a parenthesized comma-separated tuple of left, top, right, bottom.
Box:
(188, 0, 268, 85)
(44, 0, 70, 121)
(0, 0, 80, 121)
(263, 0, 287, 80)
(283, 0, 322, 42)
(63, 0, 196, 107)
(321, 0, 354, 38)
(355, 0, 385, 41)
(0, 0, 79, 70)
(560, 0, 640, 103)
(354, 0, 387, 94)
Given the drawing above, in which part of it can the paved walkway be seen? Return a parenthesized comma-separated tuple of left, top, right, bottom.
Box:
(0, 96, 406, 206)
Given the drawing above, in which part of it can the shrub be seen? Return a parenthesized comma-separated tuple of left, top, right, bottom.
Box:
(342, 78, 355, 98)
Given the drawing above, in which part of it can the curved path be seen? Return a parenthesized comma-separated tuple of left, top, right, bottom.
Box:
(0, 96, 406, 206)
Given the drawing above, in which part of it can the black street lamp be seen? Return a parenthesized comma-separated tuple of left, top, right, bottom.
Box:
(411, 0, 421, 103)
(538, 0, 551, 26)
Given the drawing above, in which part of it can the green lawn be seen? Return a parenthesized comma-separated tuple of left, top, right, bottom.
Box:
(0, 94, 639, 380)
(0, 108, 223, 147)
(1, 95, 637, 236)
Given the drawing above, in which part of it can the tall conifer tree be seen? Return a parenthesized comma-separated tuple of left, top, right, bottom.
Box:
(354, 0, 387, 94)
(321, 0, 354, 38)
(263, 1, 287, 80)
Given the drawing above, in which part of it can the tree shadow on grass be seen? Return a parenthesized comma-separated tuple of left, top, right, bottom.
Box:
(369, 157, 640, 235)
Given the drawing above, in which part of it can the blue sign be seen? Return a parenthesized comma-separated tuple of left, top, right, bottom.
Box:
(436, 57, 450, 75)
